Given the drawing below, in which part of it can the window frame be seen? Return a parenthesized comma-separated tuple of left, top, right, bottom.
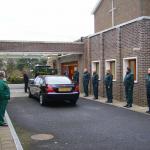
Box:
(91, 60, 101, 80)
(105, 59, 117, 81)
(123, 57, 138, 83)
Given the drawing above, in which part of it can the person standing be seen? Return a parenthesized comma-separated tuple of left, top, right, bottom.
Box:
(124, 67, 134, 108)
(145, 68, 150, 114)
(82, 68, 90, 97)
(104, 70, 113, 103)
(73, 67, 79, 85)
(23, 71, 29, 93)
(0, 71, 10, 126)
(92, 70, 99, 99)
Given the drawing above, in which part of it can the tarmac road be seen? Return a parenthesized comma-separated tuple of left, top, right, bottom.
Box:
(7, 96, 150, 150)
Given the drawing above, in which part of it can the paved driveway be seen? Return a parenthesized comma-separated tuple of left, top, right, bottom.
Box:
(7, 95, 150, 150)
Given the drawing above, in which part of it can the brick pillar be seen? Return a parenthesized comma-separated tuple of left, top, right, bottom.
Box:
(101, 33, 105, 97)
(116, 27, 122, 101)
(87, 38, 92, 95)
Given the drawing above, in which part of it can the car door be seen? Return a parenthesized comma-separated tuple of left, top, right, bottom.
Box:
(34, 77, 43, 98)
(29, 79, 35, 95)
(30, 77, 40, 97)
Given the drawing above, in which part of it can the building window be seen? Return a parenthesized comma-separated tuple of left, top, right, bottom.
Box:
(123, 57, 137, 82)
(105, 59, 116, 81)
(91, 61, 100, 80)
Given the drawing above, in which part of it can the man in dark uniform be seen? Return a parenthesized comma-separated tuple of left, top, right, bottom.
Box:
(104, 70, 113, 103)
(73, 67, 79, 85)
(23, 71, 29, 93)
(145, 68, 150, 114)
(82, 68, 90, 97)
(92, 70, 99, 99)
(124, 67, 134, 108)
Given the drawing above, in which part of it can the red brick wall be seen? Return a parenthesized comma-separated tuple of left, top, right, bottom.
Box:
(94, 0, 150, 33)
(0, 41, 84, 54)
(85, 19, 150, 106)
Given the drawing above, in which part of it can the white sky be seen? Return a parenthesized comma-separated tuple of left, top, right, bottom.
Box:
(0, 0, 98, 42)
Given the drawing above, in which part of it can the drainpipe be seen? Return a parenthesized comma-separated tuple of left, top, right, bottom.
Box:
(112, 0, 115, 26)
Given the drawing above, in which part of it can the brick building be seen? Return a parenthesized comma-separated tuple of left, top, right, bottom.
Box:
(93, 0, 150, 32)
(0, 0, 150, 106)
(58, 0, 150, 106)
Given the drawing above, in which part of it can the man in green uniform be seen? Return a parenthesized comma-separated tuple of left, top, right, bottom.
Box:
(104, 70, 113, 103)
(82, 68, 90, 97)
(73, 67, 79, 85)
(92, 70, 99, 99)
(145, 68, 150, 114)
(0, 71, 10, 126)
(124, 67, 134, 108)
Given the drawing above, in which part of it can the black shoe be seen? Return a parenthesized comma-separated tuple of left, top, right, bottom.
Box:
(127, 105, 132, 108)
(108, 100, 112, 103)
(84, 95, 88, 97)
(0, 123, 8, 127)
(146, 111, 150, 114)
(124, 104, 128, 107)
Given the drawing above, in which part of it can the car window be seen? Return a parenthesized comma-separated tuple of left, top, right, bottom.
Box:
(45, 76, 72, 84)
(34, 77, 43, 85)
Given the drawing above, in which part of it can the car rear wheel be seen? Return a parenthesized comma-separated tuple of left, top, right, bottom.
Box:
(39, 94, 46, 106)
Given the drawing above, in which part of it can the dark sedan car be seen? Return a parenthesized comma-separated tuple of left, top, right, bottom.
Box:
(28, 75, 79, 106)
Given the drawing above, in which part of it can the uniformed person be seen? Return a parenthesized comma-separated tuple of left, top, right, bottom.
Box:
(145, 68, 150, 114)
(73, 67, 79, 84)
(92, 70, 99, 99)
(82, 68, 90, 97)
(0, 71, 10, 126)
(23, 71, 29, 93)
(104, 70, 113, 103)
(124, 67, 134, 108)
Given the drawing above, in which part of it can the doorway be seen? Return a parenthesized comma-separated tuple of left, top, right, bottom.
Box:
(61, 61, 78, 80)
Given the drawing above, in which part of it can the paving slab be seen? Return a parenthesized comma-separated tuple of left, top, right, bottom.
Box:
(80, 94, 149, 115)
(0, 127, 16, 150)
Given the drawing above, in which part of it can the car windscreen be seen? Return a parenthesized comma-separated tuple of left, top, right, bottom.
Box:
(45, 76, 72, 84)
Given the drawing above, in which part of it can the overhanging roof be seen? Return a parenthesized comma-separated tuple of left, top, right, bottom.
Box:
(92, 0, 103, 14)
(0, 40, 84, 54)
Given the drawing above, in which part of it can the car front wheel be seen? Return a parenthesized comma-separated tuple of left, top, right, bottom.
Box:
(39, 94, 47, 106)
(28, 89, 33, 98)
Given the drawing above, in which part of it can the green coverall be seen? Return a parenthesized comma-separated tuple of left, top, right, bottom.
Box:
(105, 73, 113, 102)
(0, 79, 10, 125)
(145, 74, 150, 112)
(92, 72, 99, 99)
(73, 71, 79, 84)
(82, 71, 90, 96)
(124, 72, 134, 106)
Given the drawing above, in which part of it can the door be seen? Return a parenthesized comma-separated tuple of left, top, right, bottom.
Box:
(128, 59, 136, 81)
(61, 61, 78, 80)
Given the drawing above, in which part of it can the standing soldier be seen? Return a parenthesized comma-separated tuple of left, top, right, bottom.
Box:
(145, 68, 150, 114)
(0, 71, 10, 126)
(124, 67, 134, 108)
(104, 70, 113, 103)
(73, 67, 79, 85)
(92, 70, 99, 99)
(23, 71, 29, 93)
(82, 68, 90, 97)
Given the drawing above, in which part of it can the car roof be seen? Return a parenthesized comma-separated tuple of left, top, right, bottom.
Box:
(37, 75, 69, 78)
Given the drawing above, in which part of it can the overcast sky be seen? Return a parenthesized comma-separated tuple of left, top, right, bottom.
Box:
(0, 0, 98, 42)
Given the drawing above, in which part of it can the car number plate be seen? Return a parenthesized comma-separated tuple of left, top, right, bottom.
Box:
(58, 87, 71, 92)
